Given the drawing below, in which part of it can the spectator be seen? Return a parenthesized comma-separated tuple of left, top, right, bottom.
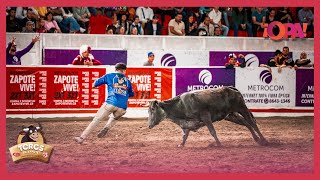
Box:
(36, 18, 47, 33)
(143, 52, 155, 66)
(156, 7, 174, 26)
(184, 14, 198, 36)
(129, 15, 144, 35)
(33, 7, 48, 18)
(72, 45, 102, 66)
(47, 7, 64, 22)
(44, 12, 61, 33)
(88, 8, 113, 34)
(225, 53, 241, 69)
(22, 21, 35, 33)
(266, 8, 279, 36)
(6, 35, 40, 65)
(213, 26, 222, 36)
(136, 7, 154, 28)
(168, 13, 185, 36)
(221, 7, 232, 28)
(117, 26, 126, 35)
(145, 15, 162, 35)
(130, 27, 138, 35)
(260, 49, 282, 72)
(199, 7, 212, 22)
(6, 8, 21, 32)
(20, 8, 37, 31)
(295, 52, 313, 67)
(173, 7, 186, 21)
(276, 7, 293, 23)
(15, 7, 28, 20)
(59, 7, 84, 33)
(72, 7, 91, 33)
(252, 7, 266, 37)
(298, 7, 314, 37)
(208, 7, 229, 36)
(198, 16, 214, 36)
(196, 28, 208, 36)
(115, 14, 131, 35)
(106, 25, 116, 34)
(266, 8, 277, 24)
(232, 7, 253, 37)
(277, 46, 297, 72)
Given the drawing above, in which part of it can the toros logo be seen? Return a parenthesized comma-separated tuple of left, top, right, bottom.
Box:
(244, 54, 260, 67)
(161, 53, 176, 66)
(260, 70, 272, 84)
(198, 70, 212, 85)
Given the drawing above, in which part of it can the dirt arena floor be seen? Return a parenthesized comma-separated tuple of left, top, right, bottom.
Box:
(6, 116, 313, 173)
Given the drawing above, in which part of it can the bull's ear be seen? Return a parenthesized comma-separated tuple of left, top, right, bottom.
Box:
(23, 127, 29, 132)
(36, 123, 42, 130)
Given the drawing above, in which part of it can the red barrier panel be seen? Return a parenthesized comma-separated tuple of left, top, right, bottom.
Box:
(6, 67, 106, 113)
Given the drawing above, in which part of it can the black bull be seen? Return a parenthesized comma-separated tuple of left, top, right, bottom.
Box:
(148, 86, 268, 147)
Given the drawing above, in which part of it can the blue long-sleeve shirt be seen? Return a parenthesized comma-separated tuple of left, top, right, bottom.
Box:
(94, 72, 134, 110)
(6, 42, 35, 65)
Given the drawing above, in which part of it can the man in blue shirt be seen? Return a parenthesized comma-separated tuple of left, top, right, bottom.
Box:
(75, 63, 134, 144)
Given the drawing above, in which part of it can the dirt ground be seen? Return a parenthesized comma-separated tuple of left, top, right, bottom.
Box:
(6, 116, 314, 173)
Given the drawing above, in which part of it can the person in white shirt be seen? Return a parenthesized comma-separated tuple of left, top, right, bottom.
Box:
(208, 7, 229, 36)
(168, 13, 185, 36)
(136, 7, 154, 28)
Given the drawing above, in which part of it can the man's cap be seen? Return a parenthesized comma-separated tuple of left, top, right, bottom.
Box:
(115, 63, 127, 70)
(26, 20, 34, 25)
(148, 52, 154, 57)
(228, 53, 237, 59)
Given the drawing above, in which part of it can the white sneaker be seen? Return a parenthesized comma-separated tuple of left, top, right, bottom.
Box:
(74, 136, 84, 144)
(79, 27, 86, 33)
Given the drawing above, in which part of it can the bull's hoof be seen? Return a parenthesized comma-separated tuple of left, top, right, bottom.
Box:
(177, 144, 184, 148)
(258, 139, 269, 146)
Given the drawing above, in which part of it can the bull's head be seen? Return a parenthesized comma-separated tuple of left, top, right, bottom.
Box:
(148, 100, 166, 129)
(22, 123, 42, 141)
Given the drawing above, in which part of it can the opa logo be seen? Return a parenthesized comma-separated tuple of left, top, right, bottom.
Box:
(260, 70, 272, 84)
(244, 54, 260, 67)
(198, 70, 212, 85)
(161, 53, 176, 66)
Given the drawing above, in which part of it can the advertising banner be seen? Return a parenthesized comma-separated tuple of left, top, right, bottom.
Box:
(175, 68, 235, 96)
(235, 68, 296, 108)
(127, 68, 173, 107)
(127, 50, 209, 67)
(296, 69, 314, 107)
(6, 67, 106, 112)
(44, 49, 127, 65)
(210, 51, 293, 66)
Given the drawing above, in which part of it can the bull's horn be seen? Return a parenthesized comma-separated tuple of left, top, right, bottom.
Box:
(23, 128, 29, 132)
(36, 126, 41, 130)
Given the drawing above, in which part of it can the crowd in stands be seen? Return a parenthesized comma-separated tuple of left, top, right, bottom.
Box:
(6, 7, 314, 37)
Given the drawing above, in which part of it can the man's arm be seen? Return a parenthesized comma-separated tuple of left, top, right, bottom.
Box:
(16, 36, 39, 57)
(93, 75, 108, 88)
(128, 81, 135, 97)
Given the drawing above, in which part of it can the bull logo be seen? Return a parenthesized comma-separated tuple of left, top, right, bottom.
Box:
(260, 70, 272, 84)
(21, 125, 42, 143)
(198, 70, 212, 85)
(9, 123, 53, 163)
(244, 54, 260, 67)
(161, 53, 176, 66)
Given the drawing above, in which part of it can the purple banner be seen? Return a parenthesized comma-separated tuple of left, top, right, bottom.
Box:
(296, 69, 314, 107)
(44, 49, 127, 65)
(175, 68, 235, 96)
(209, 51, 292, 66)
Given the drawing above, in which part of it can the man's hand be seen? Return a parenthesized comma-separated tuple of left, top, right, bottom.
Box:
(11, 37, 16, 44)
(32, 35, 40, 44)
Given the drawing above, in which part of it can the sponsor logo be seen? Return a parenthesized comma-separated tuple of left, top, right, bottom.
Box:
(198, 70, 212, 85)
(244, 54, 260, 67)
(260, 70, 272, 84)
(9, 124, 53, 163)
(161, 53, 176, 66)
